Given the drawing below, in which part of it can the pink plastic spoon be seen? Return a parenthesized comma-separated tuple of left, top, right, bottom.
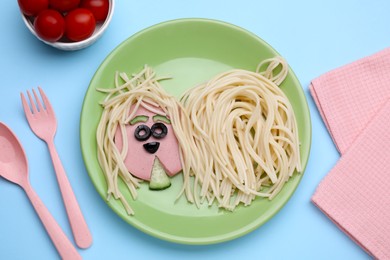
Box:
(0, 122, 81, 260)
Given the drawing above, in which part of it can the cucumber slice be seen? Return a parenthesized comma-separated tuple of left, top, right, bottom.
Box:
(130, 115, 149, 125)
(152, 114, 171, 124)
(149, 157, 171, 190)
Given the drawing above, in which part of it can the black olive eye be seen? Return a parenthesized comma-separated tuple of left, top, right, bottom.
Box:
(151, 122, 168, 139)
(134, 124, 151, 141)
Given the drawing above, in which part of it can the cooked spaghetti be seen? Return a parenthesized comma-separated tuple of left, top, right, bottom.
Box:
(96, 57, 301, 214)
(179, 57, 301, 210)
(96, 67, 192, 215)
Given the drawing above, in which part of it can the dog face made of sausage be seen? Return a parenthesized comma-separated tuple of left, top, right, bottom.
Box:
(114, 105, 182, 185)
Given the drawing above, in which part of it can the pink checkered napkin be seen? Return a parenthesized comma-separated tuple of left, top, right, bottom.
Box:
(310, 47, 390, 154)
(312, 99, 390, 259)
(310, 48, 390, 259)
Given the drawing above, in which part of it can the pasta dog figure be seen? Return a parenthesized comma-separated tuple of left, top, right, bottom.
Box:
(96, 58, 301, 215)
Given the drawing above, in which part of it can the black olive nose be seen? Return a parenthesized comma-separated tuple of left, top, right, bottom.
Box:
(143, 142, 160, 154)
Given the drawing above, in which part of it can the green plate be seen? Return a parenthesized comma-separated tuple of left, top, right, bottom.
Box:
(80, 18, 311, 245)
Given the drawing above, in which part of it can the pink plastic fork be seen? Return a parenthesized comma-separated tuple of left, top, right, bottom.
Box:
(21, 87, 92, 249)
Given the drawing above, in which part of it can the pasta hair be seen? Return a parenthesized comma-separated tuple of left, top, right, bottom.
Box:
(96, 66, 193, 215)
(96, 58, 301, 214)
(180, 57, 301, 210)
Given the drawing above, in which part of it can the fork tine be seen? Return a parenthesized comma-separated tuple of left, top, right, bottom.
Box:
(21, 93, 34, 120)
(38, 87, 54, 114)
(33, 88, 45, 112)
(27, 90, 38, 114)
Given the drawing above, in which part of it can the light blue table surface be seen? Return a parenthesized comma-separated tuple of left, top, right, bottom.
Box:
(1, 1, 389, 259)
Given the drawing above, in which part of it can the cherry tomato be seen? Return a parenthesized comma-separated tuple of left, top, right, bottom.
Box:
(65, 8, 96, 42)
(80, 0, 109, 22)
(49, 0, 80, 12)
(34, 9, 65, 42)
(18, 0, 49, 16)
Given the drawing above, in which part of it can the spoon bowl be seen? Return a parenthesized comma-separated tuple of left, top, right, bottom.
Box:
(0, 123, 28, 186)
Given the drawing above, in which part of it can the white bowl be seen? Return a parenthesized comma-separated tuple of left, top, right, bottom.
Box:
(21, 0, 115, 51)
